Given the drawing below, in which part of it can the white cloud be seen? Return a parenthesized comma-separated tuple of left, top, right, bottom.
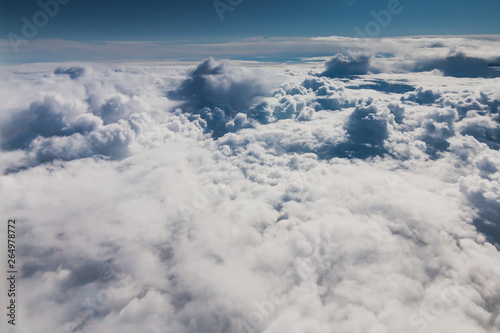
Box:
(413, 52, 500, 78)
(2, 35, 500, 65)
(1, 51, 500, 333)
(321, 53, 372, 77)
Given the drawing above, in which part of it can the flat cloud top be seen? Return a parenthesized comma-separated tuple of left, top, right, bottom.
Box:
(2, 34, 500, 64)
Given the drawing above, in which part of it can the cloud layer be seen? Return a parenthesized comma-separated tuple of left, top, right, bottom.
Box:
(321, 53, 372, 77)
(1, 49, 500, 333)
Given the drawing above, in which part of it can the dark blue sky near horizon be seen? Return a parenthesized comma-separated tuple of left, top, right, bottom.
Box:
(1, 0, 500, 44)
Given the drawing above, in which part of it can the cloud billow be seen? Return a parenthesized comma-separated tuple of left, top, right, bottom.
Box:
(415, 53, 500, 78)
(2, 52, 500, 333)
(168, 58, 282, 137)
(321, 53, 371, 77)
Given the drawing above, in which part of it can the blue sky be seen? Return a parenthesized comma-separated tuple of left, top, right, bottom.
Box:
(0, 0, 499, 63)
(1, 0, 500, 42)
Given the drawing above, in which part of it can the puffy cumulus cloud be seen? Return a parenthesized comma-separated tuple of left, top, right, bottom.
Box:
(2, 57, 500, 333)
(1, 94, 90, 151)
(243, 97, 391, 160)
(401, 87, 442, 105)
(168, 58, 284, 137)
(28, 119, 137, 163)
(460, 172, 500, 246)
(342, 99, 389, 157)
(0, 64, 204, 169)
(457, 111, 500, 150)
(419, 108, 458, 157)
(300, 77, 357, 113)
(414, 53, 500, 78)
(321, 53, 371, 77)
(248, 80, 354, 127)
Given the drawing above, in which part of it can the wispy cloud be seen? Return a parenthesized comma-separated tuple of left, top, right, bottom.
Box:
(2, 35, 500, 64)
